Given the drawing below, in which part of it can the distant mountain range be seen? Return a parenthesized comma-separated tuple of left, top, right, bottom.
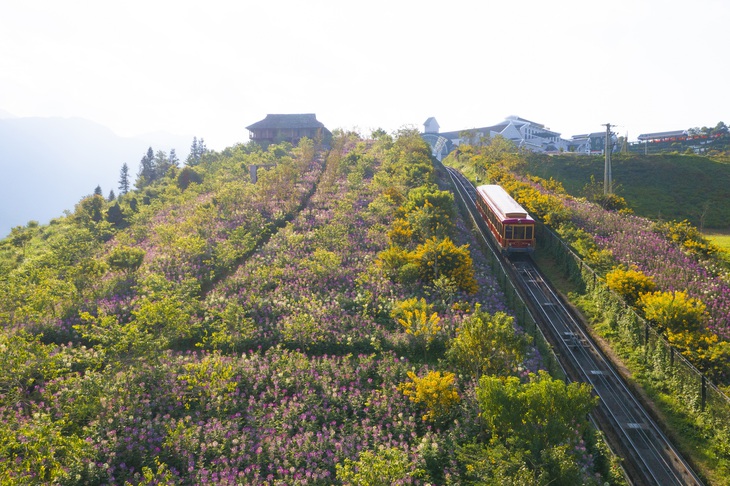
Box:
(0, 114, 192, 238)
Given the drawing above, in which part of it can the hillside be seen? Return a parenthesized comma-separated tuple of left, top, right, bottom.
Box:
(0, 116, 192, 238)
(0, 132, 621, 484)
(520, 152, 730, 230)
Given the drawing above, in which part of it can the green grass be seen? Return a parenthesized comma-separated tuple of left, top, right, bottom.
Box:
(521, 153, 730, 230)
(705, 231, 730, 265)
(706, 231, 730, 250)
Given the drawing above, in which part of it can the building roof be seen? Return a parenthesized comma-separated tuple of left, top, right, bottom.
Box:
(506, 116, 546, 129)
(246, 114, 326, 130)
(637, 130, 687, 141)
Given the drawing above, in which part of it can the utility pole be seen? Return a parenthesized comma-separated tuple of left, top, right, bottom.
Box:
(602, 123, 613, 195)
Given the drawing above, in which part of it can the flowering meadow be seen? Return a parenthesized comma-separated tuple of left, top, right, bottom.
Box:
(565, 200, 730, 339)
(0, 131, 618, 484)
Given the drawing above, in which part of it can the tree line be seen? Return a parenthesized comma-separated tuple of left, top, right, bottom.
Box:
(93, 137, 208, 202)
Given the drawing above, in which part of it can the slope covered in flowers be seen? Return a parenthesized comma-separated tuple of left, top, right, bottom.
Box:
(565, 200, 730, 340)
(0, 131, 617, 485)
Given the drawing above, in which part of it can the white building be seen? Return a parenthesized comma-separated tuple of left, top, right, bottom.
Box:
(423, 115, 574, 155)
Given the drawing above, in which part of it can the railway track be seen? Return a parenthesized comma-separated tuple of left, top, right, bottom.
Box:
(445, 166, 703, 486)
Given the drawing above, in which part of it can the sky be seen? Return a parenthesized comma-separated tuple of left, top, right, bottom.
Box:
(1, 0, 728, 151)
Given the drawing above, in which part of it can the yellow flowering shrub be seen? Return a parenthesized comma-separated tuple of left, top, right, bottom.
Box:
(639, 290, 706, 335)
(605, 267, 656, 305)
(399, 370, 460, 422)
(387, 218, 414, 248)
(412, 237, 478, 294)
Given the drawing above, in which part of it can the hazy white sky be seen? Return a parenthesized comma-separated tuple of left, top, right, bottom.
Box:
(1, 0, 727, 150)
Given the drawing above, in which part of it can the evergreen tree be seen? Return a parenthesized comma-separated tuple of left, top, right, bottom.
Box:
(186, 137, 199, 166)
(186, 137, 207, 166)
(153, 150, 170, 178)
(106, 202, 127, 228)
(119, 163, 130, 195)
(94, 185, 103, 196)
(136, 147, 156, 189)
(168, 148, 180, 168)
(108, 190, 116, 202)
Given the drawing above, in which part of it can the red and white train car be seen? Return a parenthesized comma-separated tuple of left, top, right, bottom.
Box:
(475, 185, 535, 253)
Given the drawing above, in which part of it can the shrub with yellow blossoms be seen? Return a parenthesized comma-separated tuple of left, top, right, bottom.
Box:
(398, 370, 460, 422)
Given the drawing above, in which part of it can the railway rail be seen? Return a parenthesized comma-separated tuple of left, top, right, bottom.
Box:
(445, 166, 703, 486)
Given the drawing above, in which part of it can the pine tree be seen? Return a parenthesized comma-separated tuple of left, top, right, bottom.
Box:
(119, 163, 130, 195)
(94, 185, 103, 196)
(154, 150, 169, 178)
(136, 147, 156, 188)
(108, 190, 116, 202)
(168, 148, 179, 168)
(186, 137, 207, 166)
(186, 137, 199, 166)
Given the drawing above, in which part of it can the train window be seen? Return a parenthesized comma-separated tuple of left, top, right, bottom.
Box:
(526, 226, 533, 240)
(514, 226, 525, 239)
(505, 225, 513, 239)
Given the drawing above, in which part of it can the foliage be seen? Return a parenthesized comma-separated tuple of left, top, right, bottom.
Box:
(177, 166, 203, 190)
(582, 175, 629, 211)
(447, 306, 531, 380)
(336, 446, 423, 485)
(0, 411, 94, 485)
(474, 371, 599, 485)
(605, 266, 656, 305)
(106, 245, 145, 274)
(387, 217, 414, 248)
(396, 307, 442, 357)
(639, 290, 707, 336)
(412, 236, 478, 294)
(399, 370, 460, 422)
(654, 219, 719, 259)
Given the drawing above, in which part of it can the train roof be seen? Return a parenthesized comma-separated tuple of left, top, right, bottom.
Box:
(476, 185, 534, 222)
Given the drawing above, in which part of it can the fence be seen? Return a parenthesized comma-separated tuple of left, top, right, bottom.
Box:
(538, 223, 730, 424)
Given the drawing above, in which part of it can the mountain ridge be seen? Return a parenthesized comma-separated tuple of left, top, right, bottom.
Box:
(0, 115, 193, 237)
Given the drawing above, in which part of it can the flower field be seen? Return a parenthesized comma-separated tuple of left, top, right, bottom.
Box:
(565, 199, 730, 339)
(0, 131, 618, 484)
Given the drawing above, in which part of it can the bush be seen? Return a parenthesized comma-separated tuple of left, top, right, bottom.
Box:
(177, 166, 203, 190)
(447, 307, 531, 379)
(399, 370, 460, 422)
(605, 267, 656, 305)
(336, 446, 423, 485)
(638, 290, 706, 335)
(412, 237, 478, 294)
(107, 245, 145, 274)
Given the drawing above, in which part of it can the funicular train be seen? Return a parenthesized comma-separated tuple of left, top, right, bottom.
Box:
(475, 185, 535, 253)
